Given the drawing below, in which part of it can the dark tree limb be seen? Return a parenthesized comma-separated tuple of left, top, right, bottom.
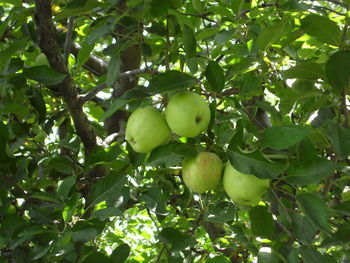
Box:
(70, 42, 108, 76)
(34, 1, 97, 153)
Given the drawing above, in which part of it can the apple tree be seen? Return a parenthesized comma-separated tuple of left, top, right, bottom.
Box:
(0, 0, 349, 262)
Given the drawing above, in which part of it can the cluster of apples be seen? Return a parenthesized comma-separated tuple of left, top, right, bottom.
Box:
(125, 91, 269, 207)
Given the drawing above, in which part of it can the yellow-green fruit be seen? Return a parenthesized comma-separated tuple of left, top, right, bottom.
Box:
(125, 106, 171, 153)
(182, 152, 223, 193)
(34, 53, 49, 66)
(165, 91, 210, 137)
(223, 163, 269, 206)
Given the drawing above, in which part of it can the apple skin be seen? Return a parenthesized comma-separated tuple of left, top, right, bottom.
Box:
(182, 152, 223, 193)
(165, 91, 210, 137)
(125, 106, 171, 153)
(223, 163, 269, 206)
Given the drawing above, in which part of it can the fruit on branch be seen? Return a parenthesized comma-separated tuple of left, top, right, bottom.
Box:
(223, 163, 269, 206)
(165, 91, 210, 137)
(125, 106, 171, 153)
(182, 152, 223, 193)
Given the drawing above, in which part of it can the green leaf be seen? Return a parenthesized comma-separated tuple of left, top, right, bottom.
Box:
(91, 172, 127, 206)
(150, 0, 170, 17)
(100, 98, 129, 121)
(292, 212, 317, 243)
(297, 193, 331, 234)
(301, 14, 341, 46)
(158, 227, 195, 251)
(47, 156, 73, 174)
(30, 89, 46, 123)
(256, 18, 289, 50)
(0, 122, 9, 141)
(77, 43, 95, 67)
(85, 146, 122, 167)
(285, 158, 336, 185)
(299, 247, 329, 263)
(19, 226, 55, 237)
(91, 207, 123, 221)
(111, 243, 130, 263)
(192, 0, 203, 13)
(203, 202, 236, 224)
(0, 39, 27, 71)
(54, 0, 104, 20)
(106, 55, 121, 87)
(227, 149, 285, 179)
(29, 192, 63, 204)
(261, 125, 311, 150)
(324, 123, 350, 158)
(23, 66, 67, 86)
(1, 103, 30, 116)
(249, 205, 275, 237)
(205, 256, 230, 263)
(148, 71, 196, 94)
(283, 62, 325, 80)
(62, 193, 80, 222)
(205, 61, 225, 92)
(57, 176, 77, 200)
(33, 245, 52, 260)
(148, 142, 197, 166)
(182, 24, 196, 58)
(321, 224, 350, 247)
(326, 50, 350, 94)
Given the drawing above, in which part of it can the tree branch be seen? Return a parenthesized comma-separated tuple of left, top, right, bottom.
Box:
(34, 1, 97, 153)
(79, 68, 157, 104)
(172, 9, 218, 23)
(64, 16, 75, 65)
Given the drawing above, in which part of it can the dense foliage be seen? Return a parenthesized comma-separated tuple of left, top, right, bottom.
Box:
(0, 0, 350, 262)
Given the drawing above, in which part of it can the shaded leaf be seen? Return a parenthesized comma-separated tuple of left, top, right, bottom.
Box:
(249, 205, 275, 237)
(158, 227, 195, 251)
(100, 98, 129, 121)
(326, 50, 350, 94)
(57, 176, 77, 200)
(91, 207, 123, 221)
(106, 55, 120, 87)
(148, 71, 196, 94)
(205, 61, 225, 92)
(111, 243, 130, 263)
(227, 149, 285, 179)
(91, 172, 127, 206)
(285, 158, 336, 185)
(256, 18, 289, 50)
(23, 66, 67, 85)
(47, 156, 73, 174)
(182, 24, 196, 58)
(261, 125, 311, 150)
(324, 123, 350, 158)
(203, 202, 236, 224)
(55, 0, 103, 20)
(283, 62, 325, 80)
(301, 14, 341, 46)
(297, 193, 331, 234)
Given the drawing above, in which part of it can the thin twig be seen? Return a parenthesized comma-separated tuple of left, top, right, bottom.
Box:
(64, 17, 75, 66)
(312, 6, 346, 16)
(172, 9, 218, 23)
(79, 68, 157, 104)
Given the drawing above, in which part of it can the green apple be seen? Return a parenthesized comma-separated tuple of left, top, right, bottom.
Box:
(223, 163, 269, 206)
(182, 152, 223, 193)
(125, 106, 171, 153)
(34, 53, 49, 66)
(165, 91, 210, 137)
